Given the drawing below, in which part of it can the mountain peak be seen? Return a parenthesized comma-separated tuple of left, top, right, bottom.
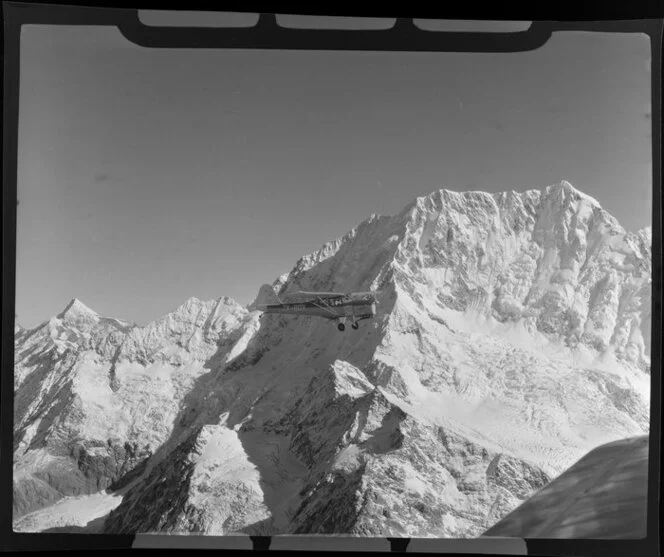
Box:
(638, 226, 652, 243)
(182, 295, 203, 307)
(544, 180, 600, 207)
(57, 298, 99, 320)
(169, 295, 241, 321)
(218, 295, 241, 308)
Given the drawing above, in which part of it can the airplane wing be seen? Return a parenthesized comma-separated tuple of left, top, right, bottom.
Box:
(281, 290, 345, 301)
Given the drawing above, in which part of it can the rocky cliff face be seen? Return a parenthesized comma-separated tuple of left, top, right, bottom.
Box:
(13, 181, 651, 537)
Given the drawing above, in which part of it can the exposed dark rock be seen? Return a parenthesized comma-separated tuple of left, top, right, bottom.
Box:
(103, 430, 201, 534)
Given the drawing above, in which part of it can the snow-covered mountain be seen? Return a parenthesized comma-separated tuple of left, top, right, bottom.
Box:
(13, 296, 257, 518)
(13, 181, 651, 537)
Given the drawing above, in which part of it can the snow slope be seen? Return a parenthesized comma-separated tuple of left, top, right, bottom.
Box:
(14, 181, 651, 536)
(13, 491, 123, 533)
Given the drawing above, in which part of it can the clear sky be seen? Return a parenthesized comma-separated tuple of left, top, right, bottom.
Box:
(16, 24, 652, 327)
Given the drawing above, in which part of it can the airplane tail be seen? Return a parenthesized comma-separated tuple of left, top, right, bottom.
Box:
(255, 284, 282, 309)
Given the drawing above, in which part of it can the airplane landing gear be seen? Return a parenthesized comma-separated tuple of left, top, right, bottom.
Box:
(337, 320, 360, 331)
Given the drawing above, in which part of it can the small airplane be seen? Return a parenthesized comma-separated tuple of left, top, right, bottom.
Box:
(255, 284, 378, 331)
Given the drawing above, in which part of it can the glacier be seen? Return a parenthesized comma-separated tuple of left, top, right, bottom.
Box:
(13, 180, 651, 537)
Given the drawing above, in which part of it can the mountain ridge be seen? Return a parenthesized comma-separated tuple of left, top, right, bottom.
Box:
(37, 180, 648, 326)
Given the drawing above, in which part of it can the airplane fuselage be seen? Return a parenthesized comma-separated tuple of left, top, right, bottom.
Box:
(260, 292, 377, 322)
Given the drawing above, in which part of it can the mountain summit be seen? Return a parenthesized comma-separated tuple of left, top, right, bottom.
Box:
(13, 182, 650, 537)
(57, 298, 99, 320)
